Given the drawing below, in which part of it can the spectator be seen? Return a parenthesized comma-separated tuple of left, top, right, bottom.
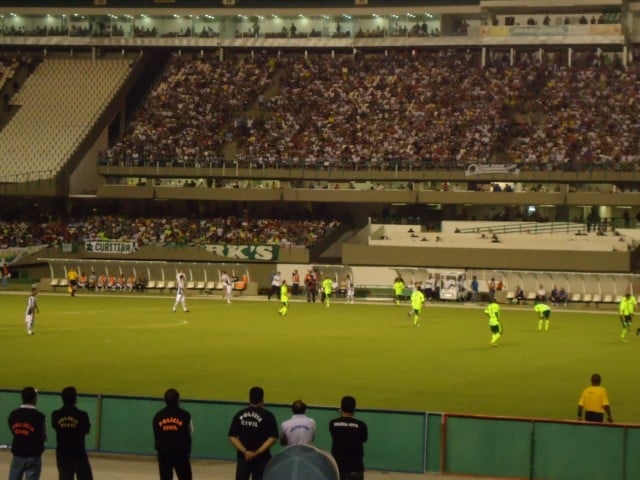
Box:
(536, 284, 546, 302)
(280, 400, 316, 446)
(469, 275, 479, 303)
(557, 287, 568, 306)
(549, 286, 560, 306)
(264, 445, 339, 480)
(487, 278, 496, 302)
(512, 285, 525, 304)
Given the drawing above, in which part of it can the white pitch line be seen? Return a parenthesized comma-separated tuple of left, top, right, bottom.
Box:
(38, 320, 189, 331)
(0, 320, 189, 332)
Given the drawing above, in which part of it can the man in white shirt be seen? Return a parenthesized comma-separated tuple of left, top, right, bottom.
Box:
(268, 271, 282, 301)
(280, 400, 316, 446)
(221, 271, 233, 304)
(172, 272, 189, 313)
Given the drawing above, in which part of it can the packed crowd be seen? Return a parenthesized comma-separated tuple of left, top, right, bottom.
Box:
(0, 215, 340, 248)
(99, 53, 275, 167)
(96, 50, 640, 172)
(506, 58, 640, 170)
(234, 51, 515, 168)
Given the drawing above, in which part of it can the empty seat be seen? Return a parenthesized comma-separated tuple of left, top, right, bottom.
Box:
(166, 280, 176, 290)
(526, 291, 537, 301)
(196, 281, 205, 290)
(205, 281, 216, 290)
(156, 281, 166, 290)
(147, 280, 156, 289)
(603, 294, 614, 303)
(570, 293, 581, 302)
(582, 294, 593, 303)
(592, 294, 602, 303)
(186, 281, 195, 289)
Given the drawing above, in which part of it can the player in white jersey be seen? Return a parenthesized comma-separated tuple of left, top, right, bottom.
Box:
(345, 274, 355, 304)
(221, 271, 233, 304)
(172, 272, 189, 312)
(25, 287, 40, 335)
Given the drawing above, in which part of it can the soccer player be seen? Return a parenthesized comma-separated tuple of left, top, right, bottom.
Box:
(409, 282, 425, 327)
(172, 272, 189, 313)
(393, 276, 405, 306)
(221, 270, 233, 304)
(345, 274, 355, 304)
(485, 298, 502, 347)
(25, 287, 40, 336)
(534, 302, 551, 331)
(322, 277, 333, 307)
(279, 280, 289, 316)
(619, 292, 636, 342)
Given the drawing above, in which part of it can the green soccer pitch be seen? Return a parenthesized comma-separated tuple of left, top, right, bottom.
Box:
(1, 292, 638, 423)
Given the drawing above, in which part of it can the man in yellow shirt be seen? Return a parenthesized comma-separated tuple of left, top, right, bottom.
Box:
(67, 267, 79, 297)
(578, 373, 613, 423)
(485, 299, 502, 347)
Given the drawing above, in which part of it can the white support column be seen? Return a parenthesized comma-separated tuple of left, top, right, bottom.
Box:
(481, 47, 486, 67)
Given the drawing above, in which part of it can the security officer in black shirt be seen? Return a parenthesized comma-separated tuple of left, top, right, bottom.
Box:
(228, 386, 279, 480)
(8, 386, 47, 480)
(152, 388, 193, 480)
(51, 386, 93, 480)
(329, 396, 368, 480)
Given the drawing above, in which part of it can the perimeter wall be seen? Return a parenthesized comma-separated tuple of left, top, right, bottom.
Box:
(1, 389, 638, 479)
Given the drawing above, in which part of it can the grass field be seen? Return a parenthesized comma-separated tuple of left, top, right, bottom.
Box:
(1, 291, 638, 423)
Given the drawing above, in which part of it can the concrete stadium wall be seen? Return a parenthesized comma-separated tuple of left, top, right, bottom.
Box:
(341, 243, 630, 272)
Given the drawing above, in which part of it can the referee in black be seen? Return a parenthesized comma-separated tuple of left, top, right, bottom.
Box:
(152, 388, 193, 480)
(329, 395, 368, 480)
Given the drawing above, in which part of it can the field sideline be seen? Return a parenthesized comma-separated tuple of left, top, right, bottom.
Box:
(1, 291, 638, 423)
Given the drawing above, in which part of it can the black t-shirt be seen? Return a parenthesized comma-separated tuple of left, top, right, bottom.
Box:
(51, 405, 91, 461)
(152, 405, 192, 455)
(8, 406, 46, 458)
(228, 405, 278, 460)
(329, 416, 368, 473)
